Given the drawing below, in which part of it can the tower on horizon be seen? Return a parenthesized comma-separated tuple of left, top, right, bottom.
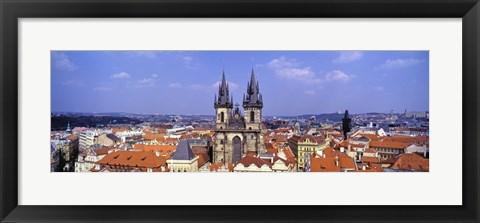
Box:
(342, 110, 352, 140)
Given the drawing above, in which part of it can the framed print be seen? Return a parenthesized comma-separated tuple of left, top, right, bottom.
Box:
(1, 0, 479, 222)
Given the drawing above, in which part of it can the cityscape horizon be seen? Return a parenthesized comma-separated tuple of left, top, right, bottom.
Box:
(51, 50, 429, 173)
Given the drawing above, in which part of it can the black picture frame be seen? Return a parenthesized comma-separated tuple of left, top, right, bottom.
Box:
(1, 0, 479, 222)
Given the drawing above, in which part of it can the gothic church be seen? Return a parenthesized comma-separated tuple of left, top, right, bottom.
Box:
(213, 68, 265, 164)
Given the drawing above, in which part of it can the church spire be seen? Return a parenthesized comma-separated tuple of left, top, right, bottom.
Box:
(243, 67, 263, 108)
(66, 121, 72, 134)
(215, 66, 233, 108)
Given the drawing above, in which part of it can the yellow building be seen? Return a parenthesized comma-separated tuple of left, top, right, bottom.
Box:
(288, 135, 330, 171)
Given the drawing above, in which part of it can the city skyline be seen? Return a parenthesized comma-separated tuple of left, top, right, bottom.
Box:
(51, 51, 429, 116)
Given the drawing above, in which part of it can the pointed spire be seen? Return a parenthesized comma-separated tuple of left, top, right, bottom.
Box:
(243, 65, 263, 108)
(214, 94, 217, 104)
(221, 71, 227, 94)
(250, 68, 257, 93)
(66, 121, 72, 134)
(215, 65, 232, 108)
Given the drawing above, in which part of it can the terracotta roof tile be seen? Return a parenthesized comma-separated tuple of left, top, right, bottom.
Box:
(112, 127, 129, 134)
(388, 153, 429, 171)
(97, 150, 167, 171)
(237, 155, 271, 168)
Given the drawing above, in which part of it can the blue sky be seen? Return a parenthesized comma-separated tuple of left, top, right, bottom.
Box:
(51, 51, 429, 116)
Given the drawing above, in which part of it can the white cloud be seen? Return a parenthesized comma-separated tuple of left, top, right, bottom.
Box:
(266, 57, 352, 84)
(93, 87, 113, 92)
(324, 70, 351, 82)
(211, 81, 239, 90)
(182, 56, 192, 63)
(304, 90, 316, 95)
(133, 78, 155, 88)
(332, 51, 363, 63)
(179, 55, 198, 70)
(52, 52, 77, 71)
(168, 83, 182, 88)
(111, 72, 130, 79)
(376, 58, 423, 70)
(266, 56, 322, 83)
(129, 51, 157, 59)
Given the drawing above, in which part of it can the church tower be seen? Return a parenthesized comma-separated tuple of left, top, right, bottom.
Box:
(342, 110, 352, 139)
(243, 68, 263, 153)
(213, 70, 234, 164)
(212, 65, 265, 164)
(214, 71, 233, 130)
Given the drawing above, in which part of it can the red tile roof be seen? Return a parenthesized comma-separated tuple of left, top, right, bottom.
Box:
(93, 148, 110, 155)
(338, 153, 356, 169)
(361, 156, 380, 163)
(97, 150, 167, 171)
(310, 149, 356, 172)
(369, 141, 410, 149)
(143, 133, 166, 141)
(237, 153, 272, 168)
(310, 154, 341, 172)
(265, 143, 277, 154)
(196, 152, 210, 168)
(67, 135, 78, 141)
(133, 144, 177, 158)
(282, 147, 296, 164)
(112, 127, 129, 134)
(388, 153, 429, 171)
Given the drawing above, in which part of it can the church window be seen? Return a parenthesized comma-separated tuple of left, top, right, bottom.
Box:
(250, 111, 255, 122)
(249, 127, 252, 130)
(221, 112, 225, 122)
(251, 135, 254, 139)
(220, 140, 224, 144)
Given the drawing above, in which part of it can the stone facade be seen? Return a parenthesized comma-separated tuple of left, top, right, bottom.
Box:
(213, 68, 265, 164)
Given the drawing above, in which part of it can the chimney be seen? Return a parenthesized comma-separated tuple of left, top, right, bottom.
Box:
(335, 156, 339, 166)
(362, 165, 366, 171)
(155, 150, 161, 157)
(340, 147, 345, 153)
(322, 153, 326, 158)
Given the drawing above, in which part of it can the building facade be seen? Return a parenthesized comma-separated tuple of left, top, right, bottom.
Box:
(288, 135, 330, 171)
(213, 68, 265, 164)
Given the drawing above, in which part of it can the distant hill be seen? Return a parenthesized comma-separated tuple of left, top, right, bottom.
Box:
(51, 115, 141, 131)
(270, 113, 345, 122)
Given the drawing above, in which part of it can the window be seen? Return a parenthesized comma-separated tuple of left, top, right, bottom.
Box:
(250, 111, 255, 122)
(220, 112, 225, 122)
